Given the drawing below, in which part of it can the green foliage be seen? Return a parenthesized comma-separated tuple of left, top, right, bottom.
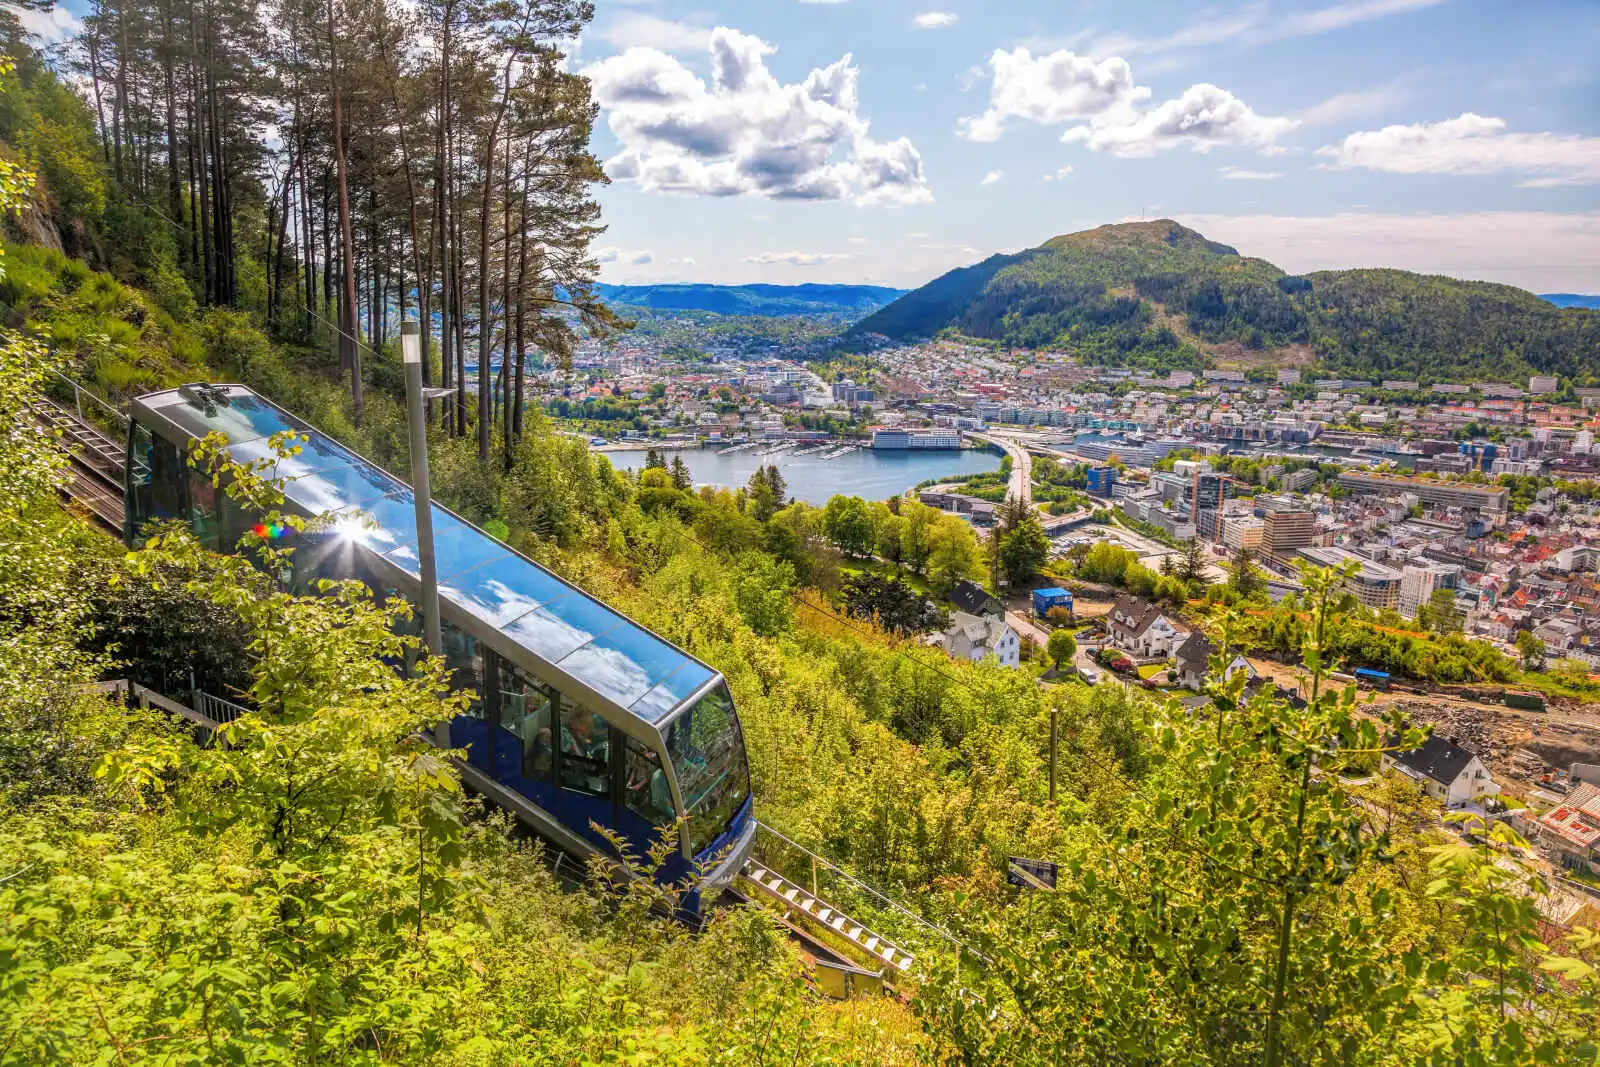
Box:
(821, 495, 874, 558)
(840, 572, 943, 635)
(1045, 629, 1076, 669)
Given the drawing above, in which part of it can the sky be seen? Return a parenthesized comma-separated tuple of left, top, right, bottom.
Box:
(577, 0, 1600, 292)
(21, 0, 1600, 293)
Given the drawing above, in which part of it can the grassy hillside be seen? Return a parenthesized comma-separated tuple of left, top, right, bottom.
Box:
(851, 219, 1600, 381)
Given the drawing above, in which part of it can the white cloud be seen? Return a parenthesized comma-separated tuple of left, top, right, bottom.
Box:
(596, 13, 712, 53)
(1177, 211, 1600, 293)
(13, 4, 83, 43)
(1219, 165, 1283, 180)
(1042, 165, 1074, 181)
(1297, 86, 1405, 127)
(1279, 0, 1448, 38)
(586, 27, 932, 205)
(668, 256, 697, 267)
(847, 236, 869, 245)
(597, 247, 655, 265)
(745, 251, 851, 265)
(980, 169, 1003, 185)
(913, 12, 958, 29)
(958, 48, 1147, 142)
(1318, 113, 1600, 185)
(905, 231, 931, 239)
(1062, 82, 1298, 157)
(959, 49, 1293, 156)
(1096, 0, 1449, 57)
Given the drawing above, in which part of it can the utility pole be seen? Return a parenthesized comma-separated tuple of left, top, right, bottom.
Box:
(1049, 704, 1058, 805)
(402, 320, 446, 742)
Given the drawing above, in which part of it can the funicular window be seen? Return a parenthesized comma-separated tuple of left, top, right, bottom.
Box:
(559, 701, 611, 797)
(665, 683, 751, 857)
(442, 622, 484, 718)
(623, 737, 674, 827)
(497, 661, 555, 780)
(126, 424, 183, 537)
(187, 465, 221, 550)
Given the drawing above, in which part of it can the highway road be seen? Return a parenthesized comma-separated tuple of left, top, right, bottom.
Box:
(969, 431, 1033, 508)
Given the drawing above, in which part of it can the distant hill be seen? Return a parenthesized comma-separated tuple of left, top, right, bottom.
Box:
(849, 220, 1600, 381)
(596, 282, 905, 317)
(1542, 293, 1600, 310)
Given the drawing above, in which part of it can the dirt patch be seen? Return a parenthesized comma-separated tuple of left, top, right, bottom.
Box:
(1388, 700, 1600, 795)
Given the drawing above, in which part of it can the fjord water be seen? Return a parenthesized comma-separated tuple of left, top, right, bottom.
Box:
(613, 446, 1003, 505)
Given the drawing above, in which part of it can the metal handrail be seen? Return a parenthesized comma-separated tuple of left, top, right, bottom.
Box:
(39, 366, 127, 428)
(753, 819, 986, 961)
(194, 689, 251, 725)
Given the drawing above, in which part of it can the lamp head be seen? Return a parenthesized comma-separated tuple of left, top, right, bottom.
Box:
(401, 319, 421, 365)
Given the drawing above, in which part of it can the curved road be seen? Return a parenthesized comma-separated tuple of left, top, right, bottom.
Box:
(969, 431, 1032, 508)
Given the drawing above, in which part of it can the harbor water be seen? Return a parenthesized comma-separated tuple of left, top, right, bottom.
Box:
(612, 445, 1003, 506)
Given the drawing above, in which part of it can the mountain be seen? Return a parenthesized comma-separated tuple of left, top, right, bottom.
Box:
(1542, 293, 1600, 310)
(850, 220, 1600, 381)
(595, 282, 905, 317)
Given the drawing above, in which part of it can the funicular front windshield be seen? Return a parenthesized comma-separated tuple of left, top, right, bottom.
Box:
(664, 682, 750, 857)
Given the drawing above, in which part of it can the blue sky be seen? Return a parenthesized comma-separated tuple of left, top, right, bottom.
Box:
(578, 0, 1600, 292)
(20, 0, 1600, 292)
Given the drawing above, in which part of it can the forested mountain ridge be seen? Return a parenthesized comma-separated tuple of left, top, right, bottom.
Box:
(595, 282, 904, 317)
(850, 219, 1600, 381)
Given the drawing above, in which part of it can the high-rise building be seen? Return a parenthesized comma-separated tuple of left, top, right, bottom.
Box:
(1399, 564, 1458, 618)
(1263, 509, 1316, 556)
(1193, 472, 1227, 540)
(1085, 466, 1118, 496)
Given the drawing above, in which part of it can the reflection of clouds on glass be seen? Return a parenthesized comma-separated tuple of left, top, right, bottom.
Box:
(441, 577, 548, 628)
(560, 642, 654, 705)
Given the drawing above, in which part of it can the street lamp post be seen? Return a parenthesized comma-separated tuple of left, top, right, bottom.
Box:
(401, 320, 443, 671)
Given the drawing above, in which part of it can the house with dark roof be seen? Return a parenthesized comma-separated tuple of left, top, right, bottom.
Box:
(1381, 735, 1499, 808)
(1106, 595, 1188, 658)
(951, 579, 1005, 619)
(1172, 633, 1257, 690)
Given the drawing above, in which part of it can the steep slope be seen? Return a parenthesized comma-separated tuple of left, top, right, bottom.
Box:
(595, 282, 904, 317)
(851, 220, 1600, 380)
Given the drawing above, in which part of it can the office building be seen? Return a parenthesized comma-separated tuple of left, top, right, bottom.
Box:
(1530, 375, 1559, 395)
(872, 428, 961, 450)
(1221, 516, 1264, 552)
(1298, 547, 1402, 610)
(1399, 563, 1459, 618)
(1337, 472, 1509, 516)
(1263, 509, 1317, 556)
(1085, 466, 1118, 497)
(1193, 471, 1227, 541)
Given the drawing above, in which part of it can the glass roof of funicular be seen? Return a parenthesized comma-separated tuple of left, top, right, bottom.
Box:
(138, 386, 716, 723)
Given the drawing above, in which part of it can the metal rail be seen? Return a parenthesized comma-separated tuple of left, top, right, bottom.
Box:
(752, 820, 986, 962)
(28, 373, 129, 533)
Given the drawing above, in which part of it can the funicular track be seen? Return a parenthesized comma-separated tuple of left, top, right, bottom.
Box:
(43, 375, 970, 998)
(30, 377, 128, 533)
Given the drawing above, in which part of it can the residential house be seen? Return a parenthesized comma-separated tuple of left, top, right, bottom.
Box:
(951, 579, 1005, 619)
(1381, 735, 1500, 809)
(1172, 633, 1258, 690)
(1536, 782, 1600, 874)
(939, 611, 1020, 668)
(1107, 595, 1189, 658)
